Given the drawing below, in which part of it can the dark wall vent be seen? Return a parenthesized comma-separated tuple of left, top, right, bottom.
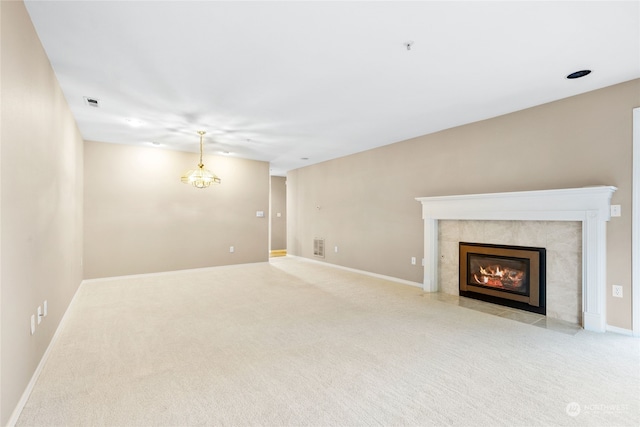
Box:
(84, 96, 100, 108)
(313, 238, 325, 258)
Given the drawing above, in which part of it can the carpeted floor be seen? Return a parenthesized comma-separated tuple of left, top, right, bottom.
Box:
(17, 257, 640, 426)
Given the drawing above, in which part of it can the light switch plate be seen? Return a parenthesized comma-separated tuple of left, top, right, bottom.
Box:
(610, 205, 621, 217)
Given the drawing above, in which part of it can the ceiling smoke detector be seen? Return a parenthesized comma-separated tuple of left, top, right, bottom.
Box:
(83, 96, 100, 107)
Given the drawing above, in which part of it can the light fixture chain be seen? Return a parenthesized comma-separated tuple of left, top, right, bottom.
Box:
(199, 130, 205, 167)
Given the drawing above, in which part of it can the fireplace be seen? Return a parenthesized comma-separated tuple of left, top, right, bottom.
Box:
(459, 242, 546, 315)
(417, 187, 616, 331)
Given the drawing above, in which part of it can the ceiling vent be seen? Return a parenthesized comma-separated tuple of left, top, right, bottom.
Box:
(566, 70, 591, 79)
(83, 96, 100, 108)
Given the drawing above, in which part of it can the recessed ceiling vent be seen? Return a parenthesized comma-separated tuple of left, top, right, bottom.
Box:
(566, 70, 591, 79)
(83, 96, 100, 108)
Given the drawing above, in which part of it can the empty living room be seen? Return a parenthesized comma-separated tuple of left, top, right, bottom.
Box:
(1, 1, 639, 426)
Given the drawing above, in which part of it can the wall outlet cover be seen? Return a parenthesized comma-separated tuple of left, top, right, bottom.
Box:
(612, 285, 623, 298)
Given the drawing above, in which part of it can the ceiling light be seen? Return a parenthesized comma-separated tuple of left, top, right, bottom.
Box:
(126, 118, 144, 127)
(566, 70, 591, 79)
(180, 131, 221, 189)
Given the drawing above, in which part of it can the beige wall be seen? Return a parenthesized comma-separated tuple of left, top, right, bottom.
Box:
(288, 79, 640, 330)
(0, 1, 84, 424)
(84, 141, 270, 279)
(270, 176, 287, 250)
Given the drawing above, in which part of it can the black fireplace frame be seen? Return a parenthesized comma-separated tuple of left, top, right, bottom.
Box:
(459, 242, 546, 315)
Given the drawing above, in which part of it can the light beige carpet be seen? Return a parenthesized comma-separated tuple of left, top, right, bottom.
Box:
(17, 257, 640, 426)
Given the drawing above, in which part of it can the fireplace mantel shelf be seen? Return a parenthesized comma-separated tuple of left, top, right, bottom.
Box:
(416, 186, 617, 332)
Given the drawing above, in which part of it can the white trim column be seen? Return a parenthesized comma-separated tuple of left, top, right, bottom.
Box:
(633, 107, 640, 337)
(582, 210, 608, 332)
(423, 218, 438, 292)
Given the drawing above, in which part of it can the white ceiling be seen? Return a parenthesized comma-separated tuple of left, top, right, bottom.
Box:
(24, 1, 640, 176)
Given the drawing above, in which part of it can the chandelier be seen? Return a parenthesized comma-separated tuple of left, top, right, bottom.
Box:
(181, 131, 221, 189)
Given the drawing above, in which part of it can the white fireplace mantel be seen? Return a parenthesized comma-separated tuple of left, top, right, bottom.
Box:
(416, 186, 617, 332)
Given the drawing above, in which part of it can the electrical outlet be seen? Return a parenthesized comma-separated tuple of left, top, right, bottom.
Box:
(334, 246, 338, 253)
(229, 246, 234, 253)
(411, 257, 416, 265)
(30, 315, 36, 335)
(43, 300, 48, 317)
(37, 306, 43, 324)
(612, 285, 623, 298)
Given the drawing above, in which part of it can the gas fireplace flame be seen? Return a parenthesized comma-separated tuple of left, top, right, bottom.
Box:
(480, 266, 504, 278)
(474, 264, 525, 290)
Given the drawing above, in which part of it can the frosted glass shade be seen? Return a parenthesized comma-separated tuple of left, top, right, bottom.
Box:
(181, 164, 221, 189)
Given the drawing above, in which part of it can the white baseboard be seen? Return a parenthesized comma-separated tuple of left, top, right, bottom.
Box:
(7, 282, 84, 427)
(606, 324, 635, 337)
(285, 255, 423, 288)
(82, 261, 269, 284)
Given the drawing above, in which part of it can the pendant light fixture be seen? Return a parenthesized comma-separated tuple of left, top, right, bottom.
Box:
(181, 131, 221, 188)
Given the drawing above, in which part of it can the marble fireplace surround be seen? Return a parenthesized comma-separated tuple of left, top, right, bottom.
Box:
(416, 186, 617, 333)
